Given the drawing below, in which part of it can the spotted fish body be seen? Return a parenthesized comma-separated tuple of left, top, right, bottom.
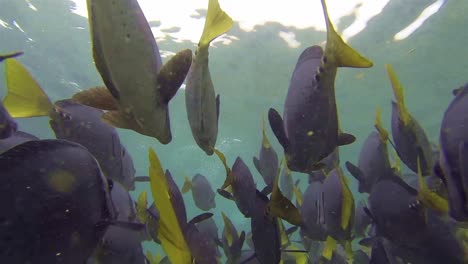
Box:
(86, 0, 189, 144)
(268, 0, 372, 173)
(438, 83, 468, 221)
(0, 139, 115, 263)
(50, 99, 136, 190)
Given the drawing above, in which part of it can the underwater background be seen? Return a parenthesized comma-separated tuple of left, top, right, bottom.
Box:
(1, 0, 467, 259)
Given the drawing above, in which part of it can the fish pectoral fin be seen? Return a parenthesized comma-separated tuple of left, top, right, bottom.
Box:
(338, 133, 356, 146)
(345, 161, 364, 182)
(102, 110, 145, 134)
(216, 94, 220, 122)
(3, 59, 53, 118)
(321, 235, 337, 261)
(157, 49, 192, 103)
(72, 86, 119, 111)
(0, 51, 23, 62)
(268, 108, 289, 150)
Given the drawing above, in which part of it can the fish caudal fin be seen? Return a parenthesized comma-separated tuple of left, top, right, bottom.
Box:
(199, 0, 233, 48)
(3, 59, 53, 117)
(337, 167, 354, 231)
(320, 0, 373, 68)
(385, 64, 410, 125)
(181, 176, 192, 194)
(213, 148, 234, 190)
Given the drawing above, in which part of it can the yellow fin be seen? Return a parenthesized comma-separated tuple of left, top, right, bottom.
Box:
(181, 176, 192, 194)
(385, 64, 410, 125)
(262, 114, 271, 148)
(392, 148, 402, 175)
(336, 166, 354, 231)
(322, 236, 337, 261)
(221, 212, 234, 247)
(268, 159, 302, 225)
(213, 148, 234, 190)
(148, 148, 192, 264)
(374, 106, 389, 142)
(136, 191, 149, 224)
(277, 219, 290, 247)
(343, 240, 354, 263)
(199, 0, 233, 47)
(320, 0, 373, 68)
(417, 156, 449, 214)
(72, 86, 118, 111)
(3, 58, 53, 117)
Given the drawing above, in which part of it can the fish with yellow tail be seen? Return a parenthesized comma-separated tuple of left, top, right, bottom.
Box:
(268, 0, 373, 173)
(185, 0, 233, 155)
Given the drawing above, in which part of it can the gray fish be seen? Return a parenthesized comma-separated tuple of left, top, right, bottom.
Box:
(268, 0, 372, 173)
(195, 217, 221, 257)
(368, 177, 426, 246)
(181, 173, 216, 211)
(250, 191, 281, 264)
(346, 131, 393, 193)
(218, 157, 257, 218)
(184, 213, 219, 264)
(253, 117, 279, 194)
(88, 182, 145, 264)
(437, 83, 468, 221)
(0, 130, 38, 154)
(220, 212, 245, 264)
(0, 101, 17, 139)
(0, 139, 116, 264)
(300, 181, 327, 241)
(386, 65, 434, 176)
(50, 99, 136, 190)
(83, 0, 191, 144)
(184, 0, 233, 155)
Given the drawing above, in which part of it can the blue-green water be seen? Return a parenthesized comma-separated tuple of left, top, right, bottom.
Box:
(1, 0, 467, 262)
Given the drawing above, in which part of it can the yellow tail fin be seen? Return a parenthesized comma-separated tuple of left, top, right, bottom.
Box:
(262, 114, 271, 149)
(336, 166, 354, 231)
(199, 0, 233, 47)
(213, 148, 234, 190)
(221, 212, 234, 247)
(385, 64, 410, 125)
(320, 0, 373, 68)
(181, 176, 192, 194)
(375, 106, 389, 142)
(3, 59, 52, 117)
(148, 148, 192, 264)
(417, 156, 449, 214)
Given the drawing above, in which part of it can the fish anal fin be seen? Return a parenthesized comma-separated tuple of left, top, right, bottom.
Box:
(72, 86, 118, 111)
(268, 108, 289, 150)
(157, 49, 192, 103)
(338, 133, 355, 146)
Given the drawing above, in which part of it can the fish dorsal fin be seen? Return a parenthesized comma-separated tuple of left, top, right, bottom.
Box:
(157, 49, 192, 103)
(386, 64, 411, 125)
(4, 58, 53, 117)
(268, 108, 289, 150)
(199, 0, 233, 48)
(213, 148, 234, 190)
(181, 176, 193, 194)
(320, 0, 373, 68)
(72, 86, 118, 111)
(148, 148, 191, 264)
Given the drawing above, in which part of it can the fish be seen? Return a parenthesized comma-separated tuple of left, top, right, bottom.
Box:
(268, 0, 373, 173)
(0, 139, 116, 263)
(436, 83, 468, 221)
(185, 0, 233, 155)
(1, 60, 137, 190)
(184, 213, 220, 264)
(250, 190, 281, 264)
(214, 150, 257, 217)
(0, 101, 17, 139)
(0, 130, 38, 154)
(253, 115, 279, 194)
(82, 0, 192, 144)
(220, 212, 245, 264)
(50, 99, 137, 190)
(148, 148, 191, 264)
(386, 64, 434, 176)
(195, 217, 221, 257)
(88, 181, 146, 264)
(181, 173, 216, 211)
